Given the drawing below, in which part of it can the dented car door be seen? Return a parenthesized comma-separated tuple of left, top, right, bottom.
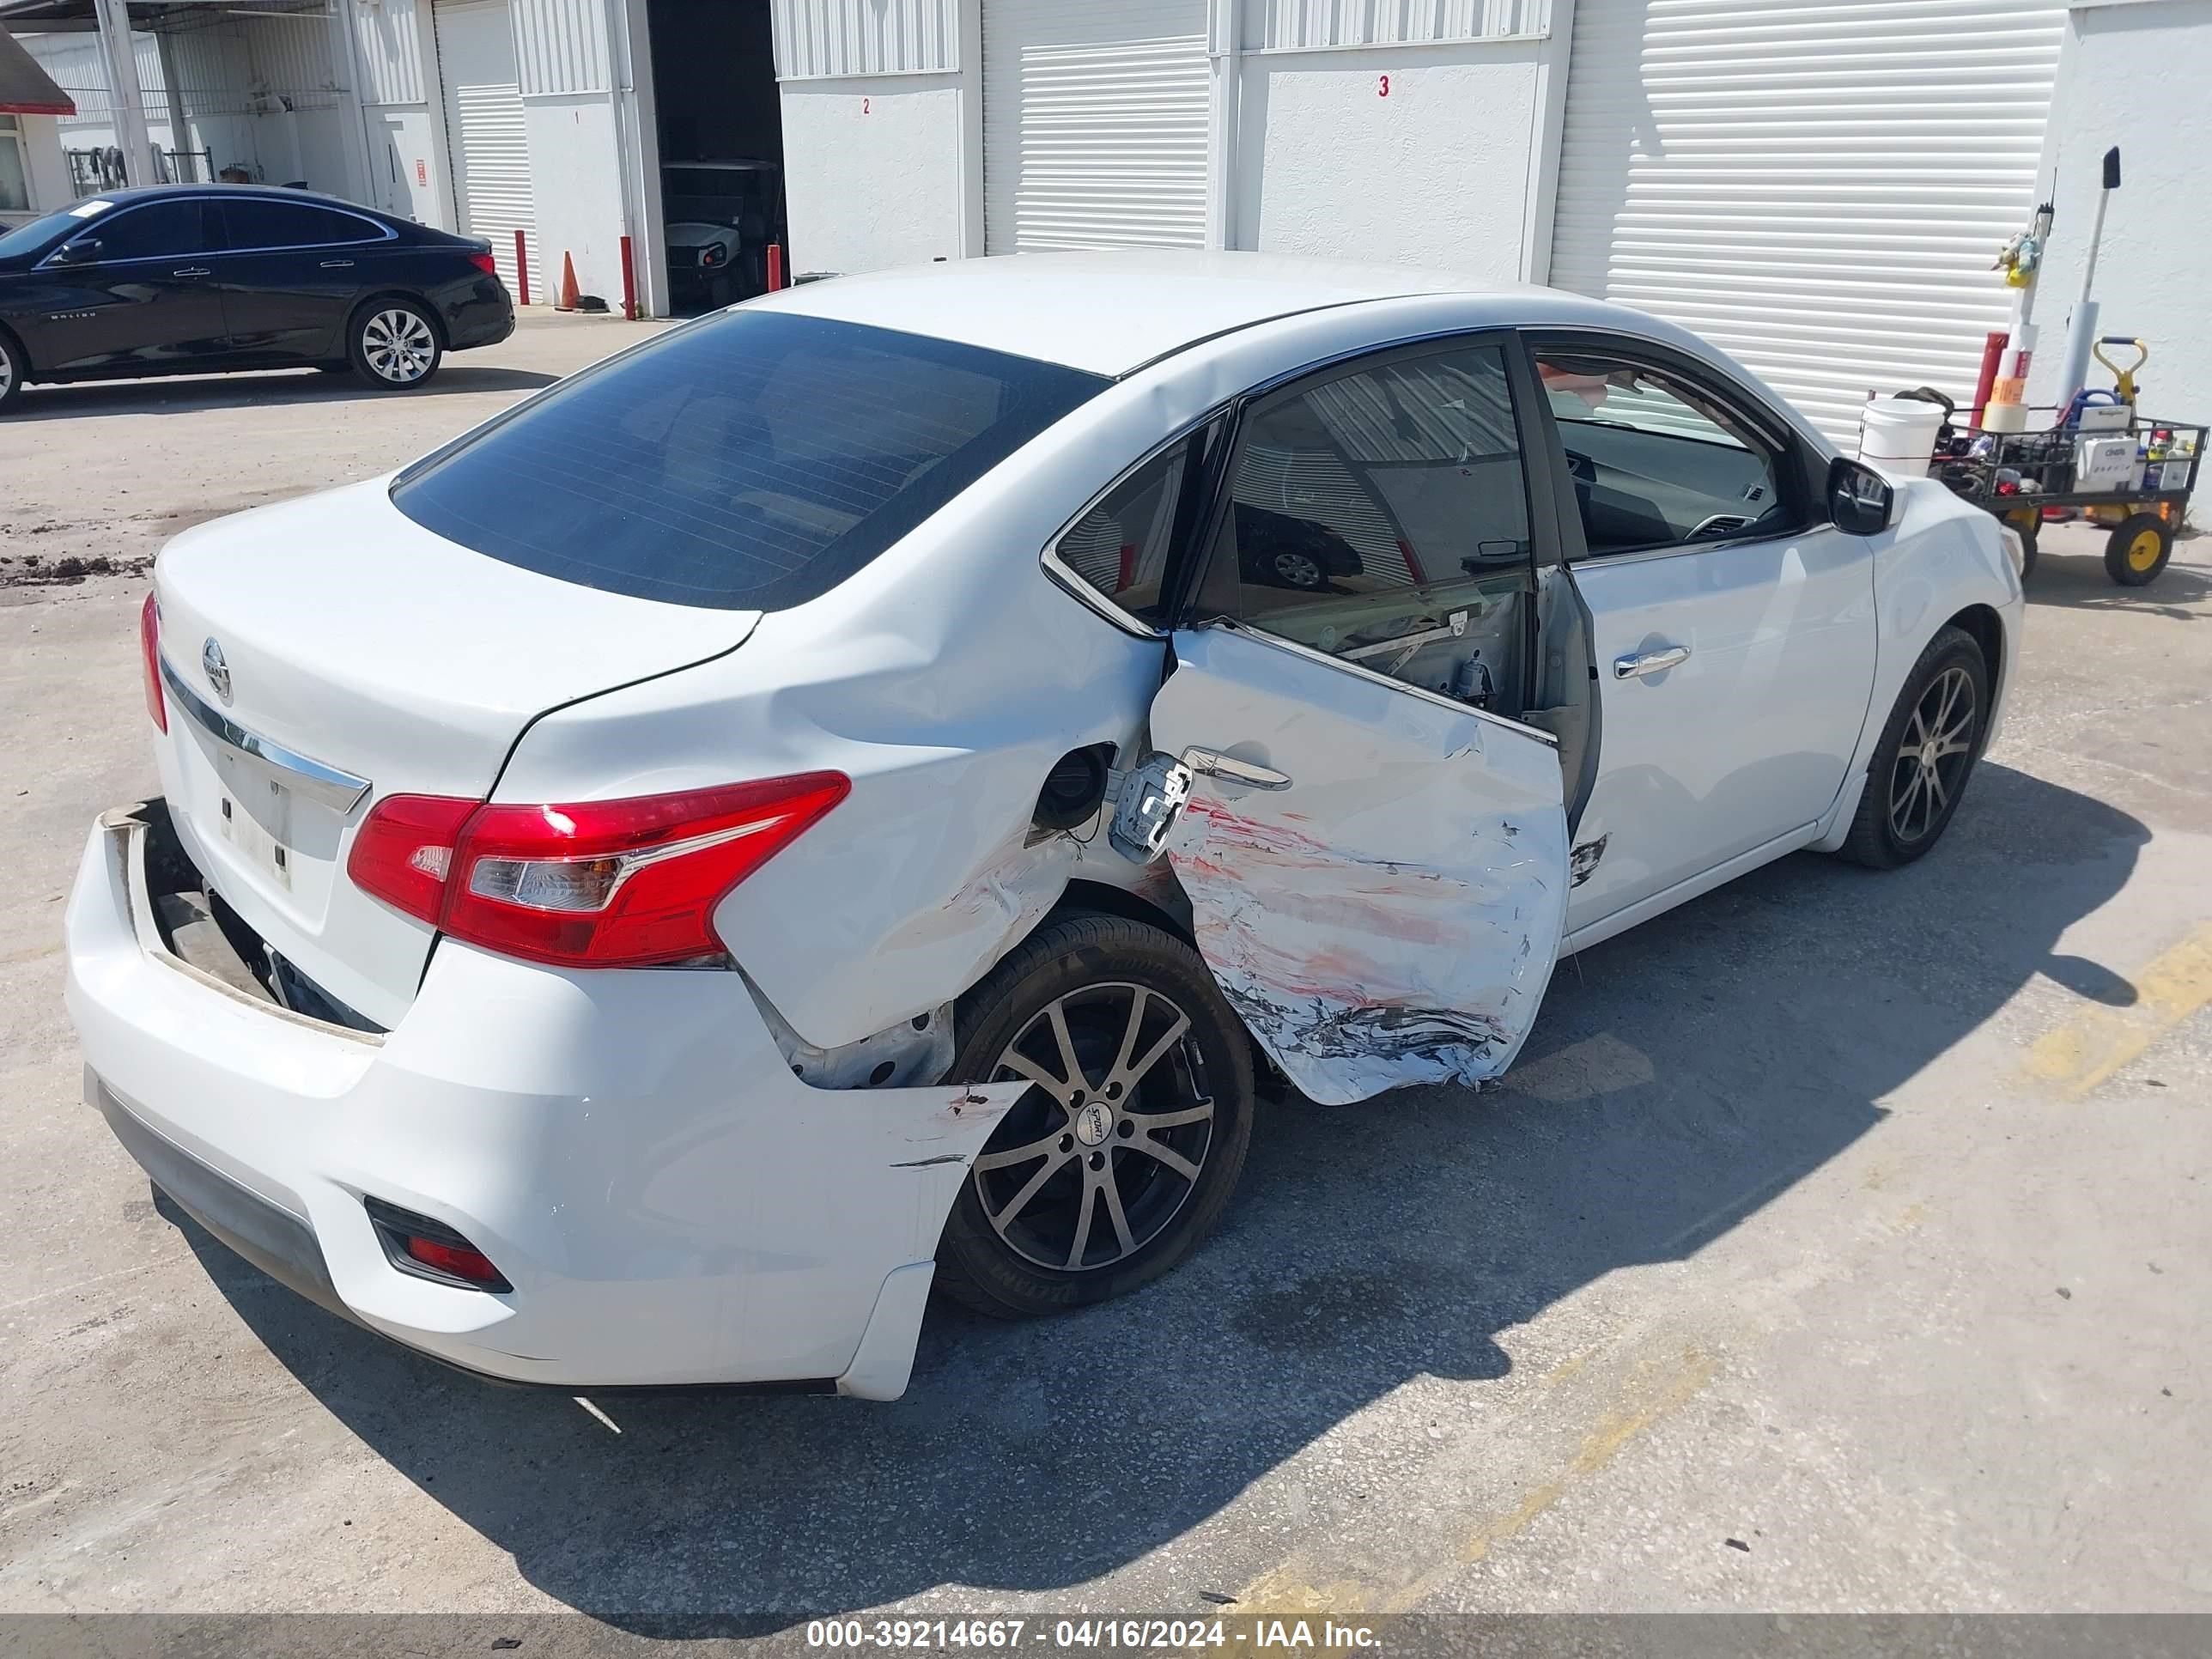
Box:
(1127, 623, 1570, 1106)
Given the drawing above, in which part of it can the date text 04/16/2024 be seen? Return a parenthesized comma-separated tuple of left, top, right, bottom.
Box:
(803, 1620, 1383, 1651)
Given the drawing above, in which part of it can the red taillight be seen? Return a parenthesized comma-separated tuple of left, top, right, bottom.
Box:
(346, 774, 851, 969)
(347, 793, 477, 922)
(468, 250, 498, 277)
(140, 592, 167, 732)
(404, 1234, 505, 1284)
(364, 1197, 511, 1291)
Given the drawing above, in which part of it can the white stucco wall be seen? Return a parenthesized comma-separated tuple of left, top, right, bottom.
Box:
(2027, 0, 2212, 502)
(1231, 40, 1542, 278)
(2, 113, 70, 222)
(526, 92, 632, 305)
(780, 76, 965, 274)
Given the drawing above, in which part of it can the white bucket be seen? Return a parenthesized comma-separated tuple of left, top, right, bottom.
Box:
(1857, 398, 1947, 478)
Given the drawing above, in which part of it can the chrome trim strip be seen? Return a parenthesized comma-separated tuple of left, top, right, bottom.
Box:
(158, 657, 372, 812)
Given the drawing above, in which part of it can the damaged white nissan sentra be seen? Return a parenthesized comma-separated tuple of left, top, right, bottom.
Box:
(66, 252, 2022, 1398)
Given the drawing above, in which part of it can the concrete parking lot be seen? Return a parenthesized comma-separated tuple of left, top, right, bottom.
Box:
(3, 314, 2209, 1624)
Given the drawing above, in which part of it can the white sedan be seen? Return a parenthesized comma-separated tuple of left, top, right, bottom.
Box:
(64, 252, 2022, 1399)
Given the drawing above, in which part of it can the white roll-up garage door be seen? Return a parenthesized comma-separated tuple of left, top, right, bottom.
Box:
(1548, 0, 2064, 441)
(982, 0, 1210, 255)
(433, 0, 538, 298)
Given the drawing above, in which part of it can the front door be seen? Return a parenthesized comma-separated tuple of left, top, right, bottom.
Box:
(1528, 340, 1878, 930)
(27, 198, 228, 374)
(1143, 625, 1569, 1105)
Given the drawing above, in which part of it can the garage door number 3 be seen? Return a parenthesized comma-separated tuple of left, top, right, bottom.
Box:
(1377, 74, 1389, 97)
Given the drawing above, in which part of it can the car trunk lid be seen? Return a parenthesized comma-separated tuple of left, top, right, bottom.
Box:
(149, 479, 757, 1028)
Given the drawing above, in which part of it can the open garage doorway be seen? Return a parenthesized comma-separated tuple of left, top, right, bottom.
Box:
(641, 0, 783, 317)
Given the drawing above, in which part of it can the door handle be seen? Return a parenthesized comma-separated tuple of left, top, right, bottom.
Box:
(1613, 645, 1692, 680)
(170, 266, 211, 278)
(319, 259, 355, 269)
(1180, 748, 1292, 792)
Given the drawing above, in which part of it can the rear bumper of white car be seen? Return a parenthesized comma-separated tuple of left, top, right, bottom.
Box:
(64, 802, 1021, 1399)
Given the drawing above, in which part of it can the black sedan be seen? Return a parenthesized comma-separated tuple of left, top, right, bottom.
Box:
(0, 185, 515, 411)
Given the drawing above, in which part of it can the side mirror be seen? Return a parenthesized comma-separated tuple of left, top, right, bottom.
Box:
(52, 237, 104, 266)
(1829, 456, 1895, 535)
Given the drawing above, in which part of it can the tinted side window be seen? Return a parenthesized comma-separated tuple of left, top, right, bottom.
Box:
(1200, 343, 1532, 665)
(392, 310, 1107, 611)
(85, 200, 206, 262)
(1534, 349, 1795, 555)
(1051, 437, 1199, 627)
(220, 198, 380, 250)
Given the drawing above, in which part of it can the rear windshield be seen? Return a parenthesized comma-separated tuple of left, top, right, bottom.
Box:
(391, 310, 1108, 611)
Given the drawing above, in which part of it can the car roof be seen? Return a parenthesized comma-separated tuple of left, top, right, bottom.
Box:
(751, 250, 1652, 378)
(58, 183, 398, 218)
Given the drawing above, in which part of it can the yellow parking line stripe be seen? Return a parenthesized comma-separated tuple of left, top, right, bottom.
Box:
(1236, 1346, 1717, 1615)
(2023, 924, 2212, 1097)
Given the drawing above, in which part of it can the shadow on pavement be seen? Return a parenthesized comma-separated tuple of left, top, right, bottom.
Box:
(169, 760, 2146, 1628)
(9, 364, 560, 421)
(2026, 526, 2209, 621)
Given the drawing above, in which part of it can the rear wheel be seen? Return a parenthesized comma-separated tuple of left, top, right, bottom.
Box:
(348, 299, 443, 391)
(2104, 512, 2172, 586)
(936, 913, 1254, 1319)
(1839, 625, 1990, 869)
(2005, 507, 2039, 580)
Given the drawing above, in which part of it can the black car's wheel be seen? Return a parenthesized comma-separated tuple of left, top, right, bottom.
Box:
(2104, 512, 2172, 587)
(1270, 549, 1327, 589)
(0, 329, 23, 413)
(1838, 624, 1990, 869)
(936, 913, 1254, 1319)
(348, 299, 443, 390)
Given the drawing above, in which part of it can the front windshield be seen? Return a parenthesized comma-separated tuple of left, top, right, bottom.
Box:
(0, 203, 104, 259)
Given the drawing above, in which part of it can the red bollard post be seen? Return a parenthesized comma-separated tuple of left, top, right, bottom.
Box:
(514, 229, 531, 307)
(767, 242, 786, 292)
(619, 234, 637, 321)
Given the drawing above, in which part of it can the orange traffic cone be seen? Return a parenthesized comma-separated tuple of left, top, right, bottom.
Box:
(556, 252, 580, 313)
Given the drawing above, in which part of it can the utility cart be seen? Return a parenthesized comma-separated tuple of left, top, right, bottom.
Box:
(1931, 412, 2203, 586)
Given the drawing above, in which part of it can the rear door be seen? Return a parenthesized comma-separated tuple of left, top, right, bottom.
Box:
(208, 198, 387, 364)
(1139, 335, 1573, 1104)
(1146, 625, 1568, 1105)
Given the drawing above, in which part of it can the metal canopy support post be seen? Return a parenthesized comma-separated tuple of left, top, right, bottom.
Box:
(89, 0, 157, 188)
(329, 0, 380, 209)
(154, 26, 189, 179)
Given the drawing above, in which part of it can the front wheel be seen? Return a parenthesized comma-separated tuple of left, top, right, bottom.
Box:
(0, 331, 23, 413)
(348, 300, 443, 390)
(936, 913, 1254, 1319)
(1838, 625, 1991, 869)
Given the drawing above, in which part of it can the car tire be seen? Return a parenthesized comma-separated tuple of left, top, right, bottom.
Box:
(2104, 512, 2172, 587)
(0, 328, 23, 413)
(1838, 624, 1991, 870)
(935, 912, 1254, 1320)
(347, 299, 443, 391)
(1272, 550, 1325, 590)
